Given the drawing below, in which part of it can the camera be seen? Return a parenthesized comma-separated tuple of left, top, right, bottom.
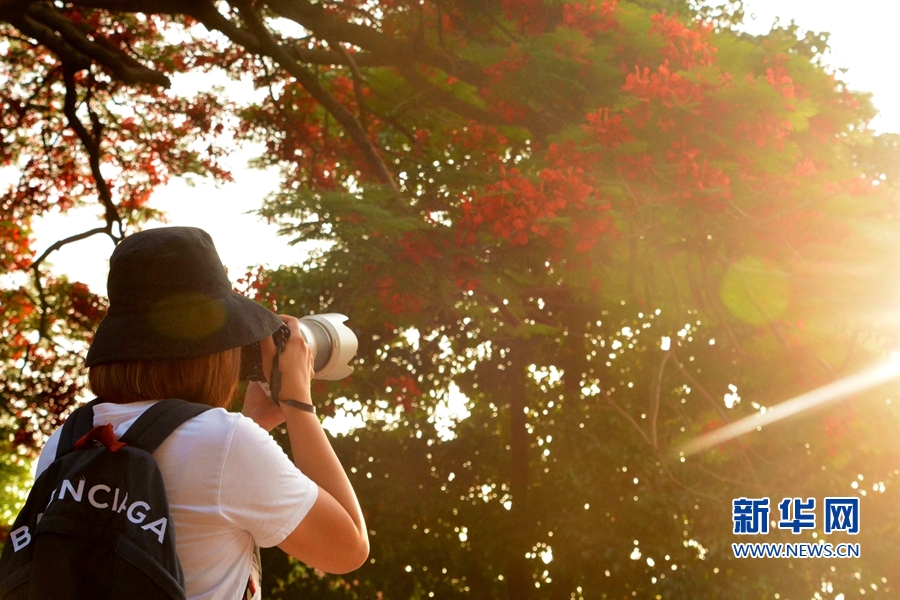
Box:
(240, 313, 358, 382)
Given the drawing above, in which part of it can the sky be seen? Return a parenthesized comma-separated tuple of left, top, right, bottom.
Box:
(23, 0, 900, 293)
(740, 0, 900, 132)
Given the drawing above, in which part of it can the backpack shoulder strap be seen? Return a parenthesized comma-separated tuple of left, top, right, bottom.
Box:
(56, 398, 104, 459)
(119, 398, 214, 454)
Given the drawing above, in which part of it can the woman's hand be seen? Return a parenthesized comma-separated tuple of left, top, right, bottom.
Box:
(268, 316, 316, 406)
(243, 315, 316, 429)
(270, 315, 370, 572)
(241, 380, 284, 432)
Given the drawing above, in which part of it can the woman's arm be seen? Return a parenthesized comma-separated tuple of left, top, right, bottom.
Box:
(241, 316, 369, 573)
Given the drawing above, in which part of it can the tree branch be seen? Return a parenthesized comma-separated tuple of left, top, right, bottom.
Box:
(603, 392, 652, 447)
(222, 0, 399, 191)
(393, 63, 505, 126)
(23, 69, 125, 340)
(62, 67, 122, 235)
(3, 11, 92, 71)
(26, 2, 169, 86)
(30, 226, 116, 274)
(30, 226, 115, 339)
(280, 16, 545, 134)
(287, 46, 389, 68)
(672, 353, 729, 420)
(188, 0, 259, 49)
(326, 38, 369, 128)
(267, 0, 488, 88)
(24, 0, 189, 12)
(659, 460, 721, 503)
(671, 352, 760, 484)
(649, 350, 672, 449)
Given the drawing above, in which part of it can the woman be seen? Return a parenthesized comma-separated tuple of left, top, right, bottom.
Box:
(33, 226, 368, 599)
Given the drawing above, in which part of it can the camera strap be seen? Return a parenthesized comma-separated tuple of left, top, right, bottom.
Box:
(268, 352, 284, 403)
(267, 330, 317, 415)
(267, 324, 290, 404)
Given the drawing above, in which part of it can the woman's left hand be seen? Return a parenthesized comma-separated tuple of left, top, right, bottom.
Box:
(242, 380, 285, 432)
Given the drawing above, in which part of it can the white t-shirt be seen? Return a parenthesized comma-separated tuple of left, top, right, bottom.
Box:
(35, 401, 319, 600)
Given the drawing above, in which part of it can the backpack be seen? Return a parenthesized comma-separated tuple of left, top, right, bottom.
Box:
(0, 398, 212, 600)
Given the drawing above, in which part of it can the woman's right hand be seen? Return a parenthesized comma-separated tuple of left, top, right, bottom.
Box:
(242, 381, 284, 432)
(259, 316, 316, 411)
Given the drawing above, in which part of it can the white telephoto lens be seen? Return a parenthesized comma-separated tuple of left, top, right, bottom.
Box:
(298, 313, 358, 380)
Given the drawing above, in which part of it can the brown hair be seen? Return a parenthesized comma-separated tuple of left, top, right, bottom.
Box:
(88, 348, 242, 408)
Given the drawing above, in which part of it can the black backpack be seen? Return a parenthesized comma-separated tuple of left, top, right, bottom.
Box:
(0, 398, 212, 600)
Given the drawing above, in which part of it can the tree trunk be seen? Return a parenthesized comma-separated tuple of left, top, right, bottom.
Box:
(505, 349, 531, 600)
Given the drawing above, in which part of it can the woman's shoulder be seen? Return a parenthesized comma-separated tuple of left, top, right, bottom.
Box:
(34, 400, 240, 475)
(92, 399, 245, 429)
(156, 404, 289, 469)
(36, 401, 270, 475)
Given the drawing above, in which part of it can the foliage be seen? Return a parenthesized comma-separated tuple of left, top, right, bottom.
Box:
(0, 444, 31, 535)
(1, 8, 233, 457)
(3, 0, 900, 598)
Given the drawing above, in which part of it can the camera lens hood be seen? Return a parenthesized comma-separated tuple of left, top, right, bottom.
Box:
(297, 313, 358, 380)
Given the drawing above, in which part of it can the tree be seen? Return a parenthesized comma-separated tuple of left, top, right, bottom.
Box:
(3, 0, 900, 597)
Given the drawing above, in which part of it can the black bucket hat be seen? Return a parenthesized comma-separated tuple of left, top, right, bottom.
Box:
(85, 226, 283, 366)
